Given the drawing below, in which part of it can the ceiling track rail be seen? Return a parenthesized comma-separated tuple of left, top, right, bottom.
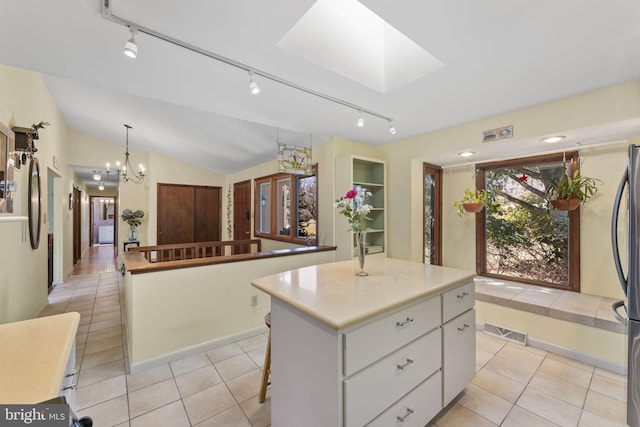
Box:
(101, 0, 393, 123)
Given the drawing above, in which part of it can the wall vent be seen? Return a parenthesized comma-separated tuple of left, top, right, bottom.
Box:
(483, 322, 527, 345)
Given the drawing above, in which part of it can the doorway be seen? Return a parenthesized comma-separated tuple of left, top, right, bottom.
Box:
(72, 186, 82, 265)
(234, 180, 251, 241)
(90, 196, 116, 246)
(424, 163, 442, 265)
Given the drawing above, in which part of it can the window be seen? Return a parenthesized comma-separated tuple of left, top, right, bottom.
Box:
(477, 152, 580, 291)
(255, 165, 317, 244)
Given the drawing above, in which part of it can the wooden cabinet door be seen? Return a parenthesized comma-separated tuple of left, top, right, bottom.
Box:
(195, 186, 221, 242)
(157, 183, 222, 245)
(158, 184, 195, 244)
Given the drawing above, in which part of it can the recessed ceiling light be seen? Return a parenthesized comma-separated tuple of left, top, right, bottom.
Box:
(542, 136, 566, 143)
(458, 151, 475, 158)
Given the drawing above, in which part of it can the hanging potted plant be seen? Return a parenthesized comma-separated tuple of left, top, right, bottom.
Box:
(545, 170, 602, 211)
(454, 188, 496, 216)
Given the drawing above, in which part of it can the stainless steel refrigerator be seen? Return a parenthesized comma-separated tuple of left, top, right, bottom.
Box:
(612, 144, 640, 427)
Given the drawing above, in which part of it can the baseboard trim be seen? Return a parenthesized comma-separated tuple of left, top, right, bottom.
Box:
(476, 322, 627, 375)
(128, 326, 269, 374)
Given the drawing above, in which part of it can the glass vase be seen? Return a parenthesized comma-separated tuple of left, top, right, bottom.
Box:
(355, 231, 368, 276)
(128, 225, 138, 241)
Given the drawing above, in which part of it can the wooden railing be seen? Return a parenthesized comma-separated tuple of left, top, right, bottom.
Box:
(127, 239, 262, 263)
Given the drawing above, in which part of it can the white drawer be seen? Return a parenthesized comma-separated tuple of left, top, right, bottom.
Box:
(344, 329, 441, 427)
(366, 372, 442, 427)
(442, 281, 474, 323)
(443, 308, 476, 406)
(344, 296, 440, 376)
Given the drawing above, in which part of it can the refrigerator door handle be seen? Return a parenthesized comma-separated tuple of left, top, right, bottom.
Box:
(611, 300, 628, 325)
(611, 168, 629, 296)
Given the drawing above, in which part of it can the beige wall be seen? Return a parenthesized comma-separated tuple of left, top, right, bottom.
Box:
(378, 81, 640, 300)
(125, 250, 336, 370)
(0, 65, 69, 323)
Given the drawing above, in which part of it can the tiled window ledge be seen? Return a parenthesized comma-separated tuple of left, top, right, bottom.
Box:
(475, 277, 627, 334)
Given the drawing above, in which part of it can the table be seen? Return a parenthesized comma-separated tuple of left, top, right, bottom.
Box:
(123, 240, 140, 252)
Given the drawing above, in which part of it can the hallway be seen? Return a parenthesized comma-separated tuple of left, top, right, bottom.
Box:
(37, 247, 628, 426)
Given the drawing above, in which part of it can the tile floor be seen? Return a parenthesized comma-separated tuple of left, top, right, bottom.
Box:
(39, 271, 628, 427)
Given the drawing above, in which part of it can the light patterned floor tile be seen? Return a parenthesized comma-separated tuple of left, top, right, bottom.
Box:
(214, 353, 258, 382)
(175, 365, 224, 398)
(128, 378, 181, 419)
(517, 388, 582, 427)
(206, 343, 244, 363)
(75, 395, 129, 427)
(170, 353, 212, 377)
(472, 367, 527, 403)
(529, 370, 588, 408)
(583, 390, 627, 424)
(126, 363, 173, 392)
(74, 375, 127, 411)
(485, 354, 538, 384)
(182, 383, 237, 425)
(589, 372, 627, 402)
(77, 358, 126, 388)
(130, 401, 190, 427)
(578, 409, 628, 427)
(502, 405, 560, 427)
(224, 369, 262, 403)
(457, 383, 512, 425)
(194, 405, 252, 427)
(433, 402, 498, 427)
(537, 357, 594, 388)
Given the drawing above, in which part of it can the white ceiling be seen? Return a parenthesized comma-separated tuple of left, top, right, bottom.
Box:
(0, 0, 639, 190)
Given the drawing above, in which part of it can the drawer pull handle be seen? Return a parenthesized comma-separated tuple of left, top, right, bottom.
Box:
(396, 317, 414, 327)
(396, 408, 414, 422)
(63, 370, 79, 391)
(457, 323, 470, 332)
(457, 291, 469, 300)
(396, 358, 414, 370)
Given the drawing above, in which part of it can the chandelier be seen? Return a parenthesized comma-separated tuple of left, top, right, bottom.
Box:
(105, 124, 146, 184)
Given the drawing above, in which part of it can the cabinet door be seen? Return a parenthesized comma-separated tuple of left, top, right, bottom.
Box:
(158, 184, 195, 244)
(442, 308, 476, 406)
(195, 186, 221, 242)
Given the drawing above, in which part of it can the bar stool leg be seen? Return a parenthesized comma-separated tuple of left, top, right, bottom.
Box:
(259, 329, 271, 403)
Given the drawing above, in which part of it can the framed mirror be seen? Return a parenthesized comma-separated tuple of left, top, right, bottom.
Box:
(0, 121, 16, 214)
(28, 158, 41, 249)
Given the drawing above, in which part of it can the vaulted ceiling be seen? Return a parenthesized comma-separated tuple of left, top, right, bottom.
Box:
(1, 0, 639, 188)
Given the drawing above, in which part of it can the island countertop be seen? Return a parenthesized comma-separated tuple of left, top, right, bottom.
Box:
(0, 312, 80, 404)
(251, 258, 475, 330)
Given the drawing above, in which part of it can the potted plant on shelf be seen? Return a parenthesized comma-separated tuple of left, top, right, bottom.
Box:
(454, 188, 496, 216)
(545, 170, 602, 211)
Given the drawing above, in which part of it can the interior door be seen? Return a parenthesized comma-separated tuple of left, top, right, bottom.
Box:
(157, 184, 195, 244)
(424, 163, 442, 265)
(234, 180, 251, 241)
(195, 186, 221, 242)
(72, 186, 81, 264)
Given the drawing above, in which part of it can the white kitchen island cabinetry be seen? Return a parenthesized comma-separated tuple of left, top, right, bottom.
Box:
(0, 312, 80, 405)
(252, 258, 475, 427)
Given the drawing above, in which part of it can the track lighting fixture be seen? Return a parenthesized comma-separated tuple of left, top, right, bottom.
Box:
(388, 120, 397, 135)
(248, 71, 260, 95)
(123, 27, 138, 59)
(103, 1, 397, 134)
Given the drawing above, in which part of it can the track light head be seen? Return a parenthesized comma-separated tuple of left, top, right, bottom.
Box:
(388, 120, 397, 135)
(357, 113, 364, 128)
(124, 27, 138, 58)
(249, 71, 260, 95)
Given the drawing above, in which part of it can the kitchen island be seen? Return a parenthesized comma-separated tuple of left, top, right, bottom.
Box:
(0, 312, 80, 405)
(252, 258, 476, 427)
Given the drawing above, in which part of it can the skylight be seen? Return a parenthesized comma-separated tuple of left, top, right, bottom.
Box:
(277, 0, 444, 94)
